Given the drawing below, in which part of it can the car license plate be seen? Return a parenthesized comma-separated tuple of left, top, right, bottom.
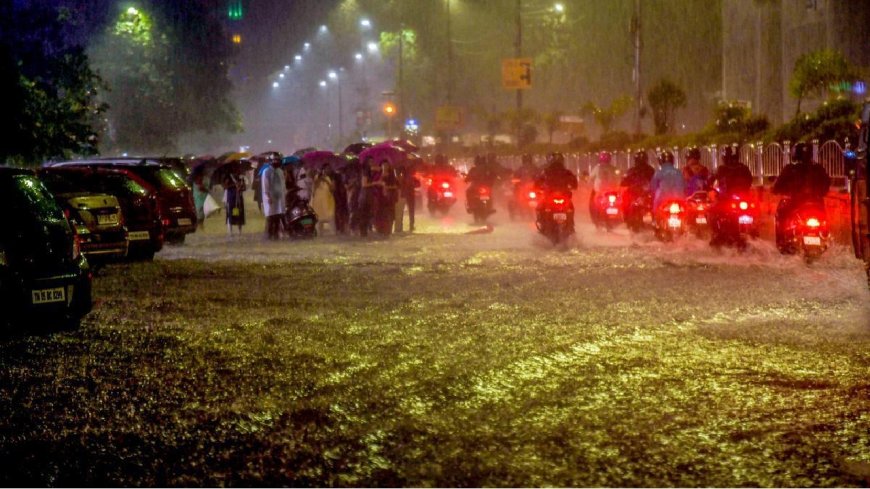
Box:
(97, 213, 119, 225)
(695, 216, 707, 224)
(668, 217, 682, 228)
(32, 287, 65, 305)
(803, 236, 822, 246)
(128, 231, 150, 241)
(553, 213, 567, 221)
(177, 218, 192, 226)
(738, 215, 754, 225)
(606, 207, 619, 215)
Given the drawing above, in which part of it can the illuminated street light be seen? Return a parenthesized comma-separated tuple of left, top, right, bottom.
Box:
(367, 41, 379, 53)
(279, 73, 285, 79)
(304, 42, 311, 50)
(319, 80, 327, 88)
(355, 53, 363, 61)
(127, 6, 139, 15)
(272, 82, 279, 88)
(360, 18, 371, 28)
(328, 70, 338, 80)
(294, 54, 302, 62)
(319, 25, 328, 34)
(284, 65, 290, 71)
(554, 3, 564, 13)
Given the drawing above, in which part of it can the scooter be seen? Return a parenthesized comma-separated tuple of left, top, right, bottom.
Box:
(426, 178, 457, 216)
(591, 190, 623, 231)
(710, 191, 759, 250)
(654, 200, 687, 242)
(776, 199, 830, 263)
(507, 179, 539, 220)
(685, 191, 712, 239)
(466, 183, 495, 224)
(536, 191, 575, 245)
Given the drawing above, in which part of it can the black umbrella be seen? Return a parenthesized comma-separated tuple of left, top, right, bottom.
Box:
(343, 142, 373, 155)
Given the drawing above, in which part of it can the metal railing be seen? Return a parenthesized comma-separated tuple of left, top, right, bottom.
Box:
(451, 138, 851, 181)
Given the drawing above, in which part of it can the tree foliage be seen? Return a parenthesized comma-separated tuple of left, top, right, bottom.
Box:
(90, 1, 240, 154)
(788, 49, 854, 115)
(581, 96, 633, 136)
(0, 3, 105, 165)
(647, 78, 686, 135)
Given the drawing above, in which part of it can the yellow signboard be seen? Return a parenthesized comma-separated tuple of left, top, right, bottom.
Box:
(435, 105, 464, 130)
(502, 58, 532, 90)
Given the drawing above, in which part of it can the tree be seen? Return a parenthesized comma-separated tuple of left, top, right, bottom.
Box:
(90, 2, 240, 154)
(581, 96, 633, 136)
(504, 108, 541, 148)
(647, 78, 687, 135)
(0, 3, 106, 165)
(789, 49, 854, 116)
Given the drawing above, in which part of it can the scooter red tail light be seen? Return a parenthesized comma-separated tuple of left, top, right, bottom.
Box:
(607, 194, 617, 204)
(529, 191, 537, 200)
(739, 201, 749, 211)
(553, 198, 565, 205)
(441, 182, 450, 189)
(806, 217, 821, 228)
(668, 202, 681, 214)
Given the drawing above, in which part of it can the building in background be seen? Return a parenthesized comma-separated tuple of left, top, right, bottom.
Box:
(722, 0, 870, 124)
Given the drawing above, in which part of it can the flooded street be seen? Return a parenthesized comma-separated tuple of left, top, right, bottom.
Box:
(2, 195, 868, 486)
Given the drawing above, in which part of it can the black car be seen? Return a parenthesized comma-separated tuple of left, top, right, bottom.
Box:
(0, 168, 92, 330)
(45, 158, 198, 244)
(39, 166, 165, 260)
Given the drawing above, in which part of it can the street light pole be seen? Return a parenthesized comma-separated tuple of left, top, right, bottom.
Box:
(515, 0, 522, 112)
(446, 0, 453, 105)
(632, 0, 643, 135)
(337, 74, 343, 143)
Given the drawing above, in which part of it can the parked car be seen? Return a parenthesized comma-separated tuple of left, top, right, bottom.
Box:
(45, 158, 197, 244)
(0, 168, 92, 330)
(37, 171, 129, 261)
(39, 166, 164, 260)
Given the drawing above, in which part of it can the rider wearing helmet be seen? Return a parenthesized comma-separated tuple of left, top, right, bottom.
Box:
(621, 150, 655, 197)
(589, 150, 620, 216)
(649, 149, 685, 211)
(772, 142, 831, 246)
(711, 145, 753, 197)
(535, 152, 578, 193)
(430, 153, 458, 179)
(514, 154, 539, 182)
(682, 146, 710, 195)
(465, 153, 501, 204)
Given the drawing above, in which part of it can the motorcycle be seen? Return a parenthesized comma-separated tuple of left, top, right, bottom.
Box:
(507, 179, 539, 220)
(285, 199, 318, 238)
(536, 191, 575, 244)
(777, 200, 830, 263)
(624, 191, 653, 233)
(685, 191, 712, 238)
(427, 178, 457, 216)
(654, 200, 687, 242)
(710, 191, 759, 250)
(466, 183, 495, 224)
(591, 190, 623, 231)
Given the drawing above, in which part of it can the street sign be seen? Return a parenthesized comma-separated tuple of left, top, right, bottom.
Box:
(435, 105, 464, 131)
(502, 58, 532, 90)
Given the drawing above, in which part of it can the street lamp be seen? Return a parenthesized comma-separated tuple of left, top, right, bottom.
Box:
(279, 73, 285, 79)
(319, 80, 327, 88)
(328, 70, 337, 80)
(367, 41, 379, 53)
(554, 3, 564, 13)
(360, 18, 371, 29)
(355, 53, 363, 61)
(294, 54, 302, 62)
(284, 65, 290, 71)
(319, 25, 328, 34)
(272, 81, 280, 88)
(304, 42, 311, 50)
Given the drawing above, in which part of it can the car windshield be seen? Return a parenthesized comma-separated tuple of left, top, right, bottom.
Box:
(2, 175, 66, 222)
(96, 174, 149, 197)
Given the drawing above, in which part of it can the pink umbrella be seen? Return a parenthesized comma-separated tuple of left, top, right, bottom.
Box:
(387, 139, 419, 152)
(302, 150, 343, 170)
(359, 144, 407, 167)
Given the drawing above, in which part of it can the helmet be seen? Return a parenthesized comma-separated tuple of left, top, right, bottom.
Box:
(598, 151, 612, 164)
(633, 150, 648, 166)
(687, 147, 701, 161)
(791, 142, 812, 164)
(658, 150, 675, 165)
(721, 144, 739, 163)
(547, 152, 565, 167)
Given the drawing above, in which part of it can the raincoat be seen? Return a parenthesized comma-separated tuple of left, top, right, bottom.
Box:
(590, 162, 620, 193)
(650, 163, 686, 210)
(261, 165, 287, 217)
(311, 173, 335, 224)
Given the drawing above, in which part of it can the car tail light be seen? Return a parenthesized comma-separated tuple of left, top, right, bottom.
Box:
(806, 217, 821, 228)
(441, 182, 450, 189)
(72, 233, 82, 261)
(528, 191, 537, 200)
(669, 202, 681, 214)
(739, 201, 749, 210)
(162, 218, 171, 227)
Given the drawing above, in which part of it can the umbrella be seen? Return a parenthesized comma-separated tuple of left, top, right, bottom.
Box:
(281, 155, 301, 167)
(188, 157, 221, 182)
(212, 159, 250, 184)
(302, 150, 343, 170)
(293, 147, 318, 157)
(257, 151, 283, 160)
(343, 142, 373, 155)
(358, 144, 407, 168)
(218, 151, 250, 163)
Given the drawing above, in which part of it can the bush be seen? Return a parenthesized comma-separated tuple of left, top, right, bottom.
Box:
(767, 98, 859, 143)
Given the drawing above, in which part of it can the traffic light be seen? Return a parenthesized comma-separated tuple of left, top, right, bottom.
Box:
(383, 102, 396, 117)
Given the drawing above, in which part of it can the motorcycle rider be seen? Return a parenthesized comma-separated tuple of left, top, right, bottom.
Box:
(650, 150, 685, 212)
(711, 145, 753, 199)
(430, 154, 458, 179)
(621, 149, 655, 204)
(682, 146, 710, 195)
(535, 152, 578, 230)
(772, 142, 831, 247)
(465, 154, 501, 203)
(514, 154, 540, 182)
(589, 151, 621, 220)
